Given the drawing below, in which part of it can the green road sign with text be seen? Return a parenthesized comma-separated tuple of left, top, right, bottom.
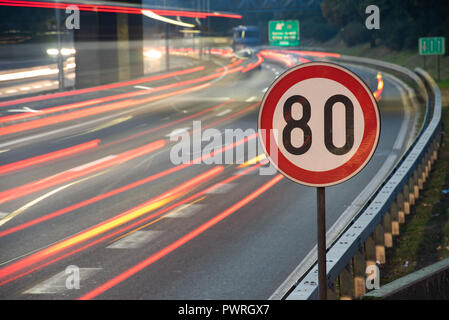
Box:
(269, 20, 299, 47)
(419, 37, 446, 55)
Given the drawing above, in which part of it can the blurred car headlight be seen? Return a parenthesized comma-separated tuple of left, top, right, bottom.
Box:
(144, 49, 162, 59)
(47, 48, 76, 56)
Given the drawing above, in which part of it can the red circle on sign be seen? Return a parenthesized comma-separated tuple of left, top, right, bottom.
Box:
(258, 62, 380, 187)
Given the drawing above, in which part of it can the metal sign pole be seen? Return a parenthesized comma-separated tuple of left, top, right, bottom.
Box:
(55, 2, 65, 91)
(258, 62, 380, 300)
(165, 23, 170, 71)
(317, 186, 327, 300)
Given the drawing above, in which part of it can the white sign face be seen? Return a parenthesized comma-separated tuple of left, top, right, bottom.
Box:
(258, 62, 380, 187)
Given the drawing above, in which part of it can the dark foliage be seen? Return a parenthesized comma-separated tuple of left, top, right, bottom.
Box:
(321, 0, 449, 50)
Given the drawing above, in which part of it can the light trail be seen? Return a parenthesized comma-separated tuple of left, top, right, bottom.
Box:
(0, 139, 100, 175)
(0, 162, 265, 287)
(0, 83, 211, 136)
(0, 62, 243, 125)
(78, 173, 283, 300)
(0, 140, 166, 204)
(0, 167, 224, 283)
(0, 66, 204, 108)
(0, 1, 242, 19)
(0, 132, 258, 237)
(373, 73, 384, 101)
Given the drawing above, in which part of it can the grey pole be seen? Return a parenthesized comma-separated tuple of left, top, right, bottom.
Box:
(165, 23, 170, 71)
(317, 186, 327, 300)
(55, 2, 65, 91)
(164, 0, 169, 71)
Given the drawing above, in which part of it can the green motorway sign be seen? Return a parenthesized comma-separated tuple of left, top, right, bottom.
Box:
(269, 20, 299, 47)
(419, 37, 446, 55)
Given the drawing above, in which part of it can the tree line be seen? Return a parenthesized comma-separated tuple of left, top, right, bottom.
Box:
(321, 0, 449, 50)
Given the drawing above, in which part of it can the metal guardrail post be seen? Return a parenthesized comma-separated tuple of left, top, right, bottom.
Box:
(339, 263, 354, 299)
(365, 235, 376, 267)
(327, 282, 337, 300)
(383, 211, 393, 248)
(375, 224, 386, 264)
(353, 249, 366, 298)
(397, 193, 406, 224)
(403, 184, 411, 215)
(391, 202, 400, 236)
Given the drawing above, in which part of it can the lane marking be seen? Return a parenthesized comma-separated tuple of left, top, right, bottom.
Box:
(232, 168, 258, 176)
(110, 197, 207, 243)
(134, 85, 153, 90)
(0, 165, 263, 283)
(0, 171, 107, 228)
(216, 109, 232, 117)
(69, 155, 116, 172)
(166, 127, 189, 137)
(85, 116, 132, 134)
(8, 107, 41, 113)
(205, 183, 236, 194)
(165, 204, 204, 218)
(0, 135, 255, 238)
(0, 167, 223, 283)
(107, 230, 162, 249)
(78, 174, 284, 300)
(23, 268, 101, 294)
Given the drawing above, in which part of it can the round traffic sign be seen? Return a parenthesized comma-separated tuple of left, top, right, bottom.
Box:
(258, 61, 380, 187)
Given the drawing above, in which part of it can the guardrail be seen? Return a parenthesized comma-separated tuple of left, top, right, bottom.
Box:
(363, 256, 449, 299)
(285, 65, 442, 300)
(337, 55, 428, 99)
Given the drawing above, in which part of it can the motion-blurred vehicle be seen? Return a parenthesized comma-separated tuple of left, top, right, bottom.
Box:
(231, 25, 262, 52)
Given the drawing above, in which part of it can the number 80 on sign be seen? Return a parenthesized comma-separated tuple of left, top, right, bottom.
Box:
(258, 62, 380, 187)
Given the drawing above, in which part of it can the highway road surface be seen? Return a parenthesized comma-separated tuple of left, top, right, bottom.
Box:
(0, 50, 421, 299)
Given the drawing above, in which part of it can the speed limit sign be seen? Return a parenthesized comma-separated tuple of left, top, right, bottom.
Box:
(258, 61, 380, 300)
(258, 61, 380, 187)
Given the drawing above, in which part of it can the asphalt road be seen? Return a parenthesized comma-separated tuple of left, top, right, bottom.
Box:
(0, 51, 420, 299)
